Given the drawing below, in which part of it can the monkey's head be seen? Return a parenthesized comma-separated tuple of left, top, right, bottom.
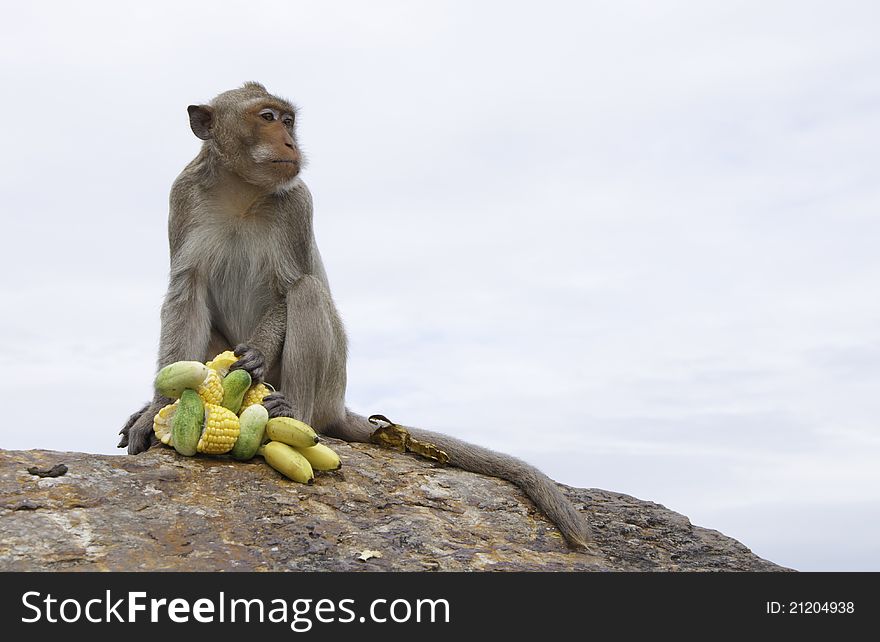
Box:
(188, 82, 303, 190)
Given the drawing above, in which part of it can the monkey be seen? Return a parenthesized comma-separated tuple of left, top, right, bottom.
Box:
(118, 82, 592, 548)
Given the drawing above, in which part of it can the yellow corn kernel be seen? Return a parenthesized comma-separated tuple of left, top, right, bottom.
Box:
(239, 383, 272, 413)
(197, 368, 223, 405)
(196, 403, 241, 455)
(205, 350, 238, 377)
(152, 401, 179, 445)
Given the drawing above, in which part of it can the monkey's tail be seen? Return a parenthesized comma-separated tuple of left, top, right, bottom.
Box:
(327, 409, 593, 548)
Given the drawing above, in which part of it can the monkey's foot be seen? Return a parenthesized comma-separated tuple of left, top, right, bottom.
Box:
(231, 344, 267, 382)
(119, 400, 161, 454)
(118, 401, 151, 449)
(262, 392, 295, 419)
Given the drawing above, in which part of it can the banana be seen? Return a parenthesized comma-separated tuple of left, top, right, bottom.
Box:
(295, 443, 341, 471)
(260, 441, 314, 484)
(266, 416, 319, 448)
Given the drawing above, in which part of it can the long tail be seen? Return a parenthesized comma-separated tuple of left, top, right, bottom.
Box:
(325, 409, 592, 548)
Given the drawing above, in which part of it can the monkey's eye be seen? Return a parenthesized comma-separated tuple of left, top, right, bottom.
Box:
(259, 110, 276, 122)
(282, 116, 294, 128)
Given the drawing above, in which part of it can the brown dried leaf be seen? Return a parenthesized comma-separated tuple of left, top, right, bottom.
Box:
(369, 424, 409, 452)
(407, 439, 449, 465)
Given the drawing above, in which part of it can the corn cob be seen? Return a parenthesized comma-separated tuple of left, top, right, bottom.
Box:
(205, 350, 238, 377)
(196, 403, 241, 454)
(197, 368, 223, 405)
(240, 383, 272, 412)
(152, 401, 179, 445)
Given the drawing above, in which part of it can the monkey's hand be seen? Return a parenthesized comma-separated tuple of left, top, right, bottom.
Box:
(262, 392, 295, 419)
(231, 343, 267, 382)
(118, 397, 169, 455)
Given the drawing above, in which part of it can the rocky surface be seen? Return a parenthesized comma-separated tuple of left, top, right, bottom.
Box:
(0, 444, 788, 571)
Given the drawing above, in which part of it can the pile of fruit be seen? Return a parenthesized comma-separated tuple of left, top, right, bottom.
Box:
(152, 351, 341, 484)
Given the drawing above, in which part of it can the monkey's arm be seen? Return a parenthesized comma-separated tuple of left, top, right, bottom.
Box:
(228, 300, 299, 419)
(229, 299, 286, 383)
(119, 267, 212, 454)
(156, 267, 212, 367)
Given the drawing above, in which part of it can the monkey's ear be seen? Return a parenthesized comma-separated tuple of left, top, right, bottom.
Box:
(187, 104, 214, 140)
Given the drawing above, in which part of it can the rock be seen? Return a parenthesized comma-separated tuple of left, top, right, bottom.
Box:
(0, 443, 789, 571)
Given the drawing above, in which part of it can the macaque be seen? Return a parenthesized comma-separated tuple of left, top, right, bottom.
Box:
(119, 83, 591, 548)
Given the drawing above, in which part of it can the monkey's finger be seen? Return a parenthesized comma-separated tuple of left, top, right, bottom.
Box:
(231, 362, 265, 382)
(263, 393, 294, 418)
(232, 343, 252, 358)
(120, 401, 151, 433)
(263, 399, 288, 413)
(233, 353, 259, 369)
(127, 415, 156, 455)
(263, 392, 288, 403)
(127, 429, 144, 454)
(231, 348, 266, 382)
(231, 349, 263, 370)
(267, 406, 292, 417)
(130, 433, 153, 455)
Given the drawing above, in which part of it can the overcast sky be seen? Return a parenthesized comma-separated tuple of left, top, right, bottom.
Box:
(1, 1, 878, 571)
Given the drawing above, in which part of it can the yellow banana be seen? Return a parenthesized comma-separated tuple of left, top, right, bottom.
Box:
(266, 417, 319, 448)
(260, 441, 314, 484)
(295, 443, 341, 471)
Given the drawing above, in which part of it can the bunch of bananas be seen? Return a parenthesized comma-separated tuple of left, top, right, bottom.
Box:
(151, 351, 341, 484)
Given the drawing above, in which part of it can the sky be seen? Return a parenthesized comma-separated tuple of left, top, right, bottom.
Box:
(1, 1, 878, 572)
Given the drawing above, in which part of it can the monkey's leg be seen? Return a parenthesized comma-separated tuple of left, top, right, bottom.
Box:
(119, 269, 211, 454)
(118, 401, 152, 450)
(329, 411, 593, 549)
(117, 394, 173, 451)
(277, 276, 347, 427)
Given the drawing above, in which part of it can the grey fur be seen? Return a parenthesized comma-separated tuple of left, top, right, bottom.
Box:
(118, 82, 592, 548)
